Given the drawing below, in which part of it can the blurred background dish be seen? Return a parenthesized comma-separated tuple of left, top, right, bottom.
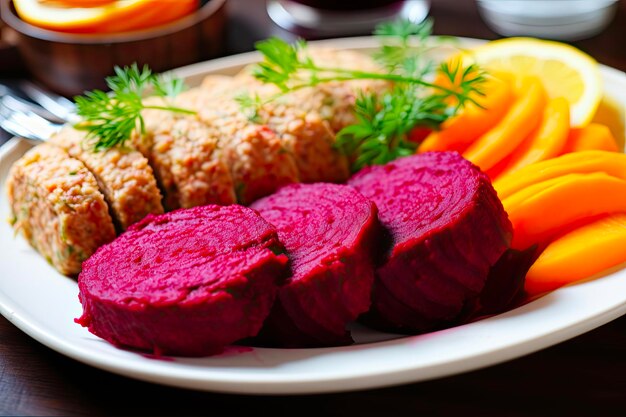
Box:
(0, 0, 227, 96)
(267, 0, 430, 36)
(11, 0, 200, 34)
(477, 0, 619, 41)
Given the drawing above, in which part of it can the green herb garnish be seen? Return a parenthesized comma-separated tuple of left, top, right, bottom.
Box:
(336, 87, 450, 172)
(372, 18, 434, 74)
(74, 63, 195, 151)
(242, 19, 486, 171)
(234, 92, 264, 124)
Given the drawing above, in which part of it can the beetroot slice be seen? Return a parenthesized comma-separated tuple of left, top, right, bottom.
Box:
(75, 205, 288, 357)
(251, 183, 379, 347)
(348, 152, 512, 332)
(477, 246, 536, 315)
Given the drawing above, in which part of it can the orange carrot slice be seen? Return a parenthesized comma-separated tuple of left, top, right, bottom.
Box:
(495, 97, 570, 179)
(463, 77, 547, 172)
(494, 150, 626, 200)
(525, 213, 626, 295)
(420, 75, 514, 153)
(560, 123, 620, 154)
(503, 172, 626, 250)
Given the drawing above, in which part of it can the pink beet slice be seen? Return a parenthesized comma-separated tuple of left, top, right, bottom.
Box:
(76, 205, 288, 357)
(348, 152, 512, 332)
(251, 183, 379, 347)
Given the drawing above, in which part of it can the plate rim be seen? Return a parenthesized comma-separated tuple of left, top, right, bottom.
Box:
(1, 35, 626, 395)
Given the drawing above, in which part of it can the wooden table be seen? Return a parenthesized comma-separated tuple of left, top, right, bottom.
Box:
(2, 1, 626, 415)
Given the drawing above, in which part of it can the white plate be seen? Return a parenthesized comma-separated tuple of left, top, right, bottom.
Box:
(1, 37, 626, 395)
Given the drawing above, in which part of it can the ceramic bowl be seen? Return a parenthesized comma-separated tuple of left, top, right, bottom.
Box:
(477, 0, 618, 41)
(0, 0, 227, 96)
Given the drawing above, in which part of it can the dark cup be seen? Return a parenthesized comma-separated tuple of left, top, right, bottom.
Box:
(267, 0, 430, 37)
(292, 0, 399, 10)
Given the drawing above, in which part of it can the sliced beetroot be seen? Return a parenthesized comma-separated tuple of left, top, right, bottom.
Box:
(75, 205, 288, 357)
(348, 152, 513, 333)
(477, 246, 537, 315)
(455, 246, 537, 325)
(250, 183, 379, 347)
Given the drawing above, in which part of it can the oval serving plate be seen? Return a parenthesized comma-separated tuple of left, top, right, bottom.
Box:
(1, 37, 625, 395)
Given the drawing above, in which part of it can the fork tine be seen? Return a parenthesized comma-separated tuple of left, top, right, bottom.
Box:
(0, 117, 46, 143)
(9, 110, 63, 138)
(20, 80, 75, 111)
(0, 99, 63, 141)
(19, 81, 77, 123)
(0, 94, 65, 124)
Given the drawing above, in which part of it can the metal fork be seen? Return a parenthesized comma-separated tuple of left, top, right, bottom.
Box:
(0, 97, 65, 143)
(18, 81, 77, 123)
(0, 81, 73, 143)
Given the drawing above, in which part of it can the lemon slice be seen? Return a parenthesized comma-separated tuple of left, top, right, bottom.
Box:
(462, 37, 602, 128)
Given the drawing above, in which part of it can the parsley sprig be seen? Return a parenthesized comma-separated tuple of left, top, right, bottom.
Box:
(74, 64, 195, 151)
(243, 19, 487, 171)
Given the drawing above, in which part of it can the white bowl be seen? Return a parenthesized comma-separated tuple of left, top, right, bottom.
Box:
(477, 0, 618, 41)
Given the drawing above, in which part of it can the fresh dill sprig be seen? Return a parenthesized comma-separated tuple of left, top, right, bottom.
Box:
(438, 59, 487, 111)
(74, 63, 195, 151)
(247, 20, 478, 100)
(336, 54, 486, 171)
(243, 19, 487, 171)
(248, 37, 450, 95)
(336, 86, 450, 172)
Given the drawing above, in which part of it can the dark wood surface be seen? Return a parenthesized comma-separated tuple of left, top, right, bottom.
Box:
(2, 1, 626, 415)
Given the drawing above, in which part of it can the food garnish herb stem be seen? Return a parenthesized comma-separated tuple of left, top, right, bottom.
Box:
(242, 18, 487, 171)
(74, 63, 195, 151)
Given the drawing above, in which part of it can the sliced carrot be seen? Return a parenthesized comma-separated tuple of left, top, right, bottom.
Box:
(463, 77, 547, 172)
(525, 213, 626, 295)
(419, 75, 514, 153)
(503, 172, 626, 250)
(493, 150, 626, 200)
(501, 175, 565, 216)
(495, 97, 570, 179)
(560, 123, 620, 154)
